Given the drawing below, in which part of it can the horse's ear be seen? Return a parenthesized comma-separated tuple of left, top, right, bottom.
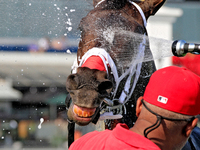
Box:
(151, 0, 166, 15)
(66, 74, 79, 91)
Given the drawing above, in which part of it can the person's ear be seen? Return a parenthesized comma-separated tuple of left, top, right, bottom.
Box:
(136, 96, 143, 117)
(184, 118, 198, 137)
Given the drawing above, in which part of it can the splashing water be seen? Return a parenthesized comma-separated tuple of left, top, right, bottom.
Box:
(147, 36, 173, 63)
(38, 118, 44, 129)
(100, 29, 173, 66)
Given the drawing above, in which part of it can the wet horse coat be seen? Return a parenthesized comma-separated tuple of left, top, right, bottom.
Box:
(66, 0, 165, 128)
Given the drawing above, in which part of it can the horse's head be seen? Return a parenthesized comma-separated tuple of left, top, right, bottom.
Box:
(66, 0, 165, 126)
(66, 67, 112, 125)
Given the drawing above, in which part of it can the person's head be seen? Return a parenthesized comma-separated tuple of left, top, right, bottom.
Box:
(135, 66, 200, 150)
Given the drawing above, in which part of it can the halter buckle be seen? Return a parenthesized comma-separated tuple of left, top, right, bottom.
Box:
(99, 98, 124, 120)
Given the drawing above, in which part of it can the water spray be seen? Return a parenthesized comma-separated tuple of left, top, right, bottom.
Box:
(143, 37, 200, 63)
(99, 30, 200, 64)
(172, 40, 200, 57)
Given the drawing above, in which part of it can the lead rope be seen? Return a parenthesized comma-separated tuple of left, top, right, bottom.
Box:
(68, 122, 75, 148)
(65, 94, 75, 148)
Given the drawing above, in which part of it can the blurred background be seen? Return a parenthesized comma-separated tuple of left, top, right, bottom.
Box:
(0, 0, 200, 149)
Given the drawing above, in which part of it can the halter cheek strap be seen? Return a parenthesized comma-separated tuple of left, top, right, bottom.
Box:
(128, 0, 147, 27)
(95, 0, 105, 8)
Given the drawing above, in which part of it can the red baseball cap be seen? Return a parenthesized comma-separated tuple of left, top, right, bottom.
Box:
(143, 66, 200, 116)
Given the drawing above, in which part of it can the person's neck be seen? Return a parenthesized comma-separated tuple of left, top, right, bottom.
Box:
(130, 119, 152, 136)
(130, 118, 184, 150)
(130, 119, 165, 150)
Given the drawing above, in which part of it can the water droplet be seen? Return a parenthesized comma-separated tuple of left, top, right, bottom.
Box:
(48, 31, 52, 35)
(38, 118, 44, 129)
(29, 3, 31, 6)
(67, 49, 71, 54)
(1, 136, 4, 139)
(68, 27, 72, 31)
(70, 9, 75, 12)
(66, 19, 72, 25)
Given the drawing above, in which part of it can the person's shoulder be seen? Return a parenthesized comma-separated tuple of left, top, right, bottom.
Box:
(69, 129, 112, 150)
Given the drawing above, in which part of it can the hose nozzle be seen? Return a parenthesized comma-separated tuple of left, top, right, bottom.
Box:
(172, 40, 200, 57)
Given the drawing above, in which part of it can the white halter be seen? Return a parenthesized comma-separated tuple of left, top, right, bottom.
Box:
(72, 37, 146, 104)
(129, 0, 147, 27)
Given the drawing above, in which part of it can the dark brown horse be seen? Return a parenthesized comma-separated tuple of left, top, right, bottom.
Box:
(66, 0, 165, 128)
